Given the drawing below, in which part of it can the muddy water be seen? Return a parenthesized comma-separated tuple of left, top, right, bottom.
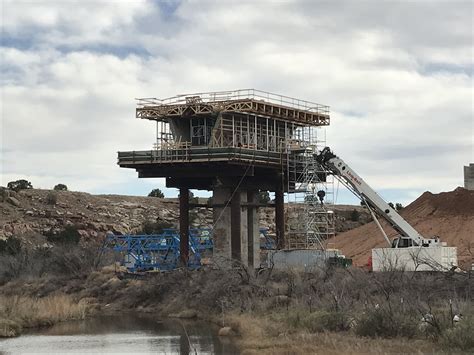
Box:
(0, 315, 239, 354)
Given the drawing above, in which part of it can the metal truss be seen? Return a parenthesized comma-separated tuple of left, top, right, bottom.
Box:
(135, 89, 330, 126)
(103, 228, 213, 272)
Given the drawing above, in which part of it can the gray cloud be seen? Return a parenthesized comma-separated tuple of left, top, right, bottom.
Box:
(1, 0, 472, 204)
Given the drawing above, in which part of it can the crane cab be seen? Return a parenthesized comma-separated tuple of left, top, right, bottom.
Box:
(392, 236, 415, 248)
(392, 236, 442, 248)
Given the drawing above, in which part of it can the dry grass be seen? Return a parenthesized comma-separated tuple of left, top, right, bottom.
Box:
(225, 313, 448, 355)
(0, 294, 87, 337)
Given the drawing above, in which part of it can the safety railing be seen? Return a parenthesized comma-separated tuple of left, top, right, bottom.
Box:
(136, 89, 330, 115)
(118, 147, 289, 167)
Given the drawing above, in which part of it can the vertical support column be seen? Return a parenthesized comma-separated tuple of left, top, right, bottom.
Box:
(275, 182, 285, 249)
(240, 191, 248, 267)
(230, 190, 241, 262)
(179, 188, 189, 266)
(247, 190, 260, 268)
(213, 186, 232, 266)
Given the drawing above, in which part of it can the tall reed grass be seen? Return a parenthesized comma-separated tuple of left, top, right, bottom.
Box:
(0, 294, 86, 337)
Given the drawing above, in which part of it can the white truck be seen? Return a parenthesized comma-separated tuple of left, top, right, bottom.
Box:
(315, 147, 457, 272)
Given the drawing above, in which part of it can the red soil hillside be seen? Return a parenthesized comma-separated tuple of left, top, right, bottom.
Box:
(328, 187, 474, 269)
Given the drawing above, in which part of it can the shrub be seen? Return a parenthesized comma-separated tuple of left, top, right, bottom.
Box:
(189, 191, 199, 204)
(441, 316, 474, 351)
(0, 318, 22, 337)
(0, 237, 21, 256)
(0, 187, 9, 202)
(286, 310, 350, 333)
(207, 197, 213, 206)
(7, 179, 32, 192)
(46, 191, 57, 205)
(148, 188, 164, 198)
(45, 225, 80, 244)
(177, 190, 199, 204)
(53, 184, 68, 191)
(350, 209, 360, 222)
(355, 309, 417, 338)
(258, 191, 270, 204)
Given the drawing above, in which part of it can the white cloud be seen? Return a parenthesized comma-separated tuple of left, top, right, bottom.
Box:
(1, 0, 472, 203)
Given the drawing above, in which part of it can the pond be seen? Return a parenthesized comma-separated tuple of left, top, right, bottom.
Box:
(0, 315, 239, 354)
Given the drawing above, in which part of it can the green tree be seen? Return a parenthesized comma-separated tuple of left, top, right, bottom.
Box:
(7, 179, 33, 192)
(395, 203, 403, 211)
(53, 184, 68, 191)
(258, 191, 270, 204)
(179, 190, 199, 204)
(148, 188, 164, 198)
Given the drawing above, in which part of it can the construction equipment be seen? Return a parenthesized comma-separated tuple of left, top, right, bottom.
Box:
(316, 147, 457, 271)
(189, 228, 213, 252)
(104, 229, 204, 272)
(260, 228, 277, 250)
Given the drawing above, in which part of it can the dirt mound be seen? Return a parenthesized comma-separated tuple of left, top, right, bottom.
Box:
(405, 187, 474, 217)
(329, 187, 474, 269)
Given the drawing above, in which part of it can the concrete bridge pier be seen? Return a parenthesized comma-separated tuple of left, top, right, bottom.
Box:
(212, 186, 260, 268)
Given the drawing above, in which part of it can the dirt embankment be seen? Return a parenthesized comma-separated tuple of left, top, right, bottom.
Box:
(329, 187, 474, 268)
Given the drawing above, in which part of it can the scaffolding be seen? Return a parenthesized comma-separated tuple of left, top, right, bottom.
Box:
(286, 127, 335, 249)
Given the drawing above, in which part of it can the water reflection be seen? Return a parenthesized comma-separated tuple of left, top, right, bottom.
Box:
(0, 315, 239, 354)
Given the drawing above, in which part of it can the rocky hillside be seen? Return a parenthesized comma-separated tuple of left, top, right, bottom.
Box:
(329, 187, 474, 269)
(0, 188, 370, 245)
(0, 189, 184, 243)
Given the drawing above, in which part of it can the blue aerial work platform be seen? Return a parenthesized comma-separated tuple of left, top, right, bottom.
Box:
(103, 227, 276, 272)
(260, 227, 276, 250)
(103, 228, 213, 272)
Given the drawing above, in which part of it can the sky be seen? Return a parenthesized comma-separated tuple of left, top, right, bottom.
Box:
(1, 0, 473, 206)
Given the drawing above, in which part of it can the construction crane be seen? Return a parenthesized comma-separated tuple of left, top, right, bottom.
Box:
(315, 147, 457, 271)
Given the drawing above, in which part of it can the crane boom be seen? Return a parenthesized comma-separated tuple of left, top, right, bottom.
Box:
(316, 147, 442, 248)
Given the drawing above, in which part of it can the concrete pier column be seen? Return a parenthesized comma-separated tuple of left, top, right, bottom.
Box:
(247, 190, 260, 268)
(179, 188, 189, 266)
(213, 186, 232, 266)
(275, 183, 285, 249)
(230, 190, 241, 262)
(239, 191, 248, 267)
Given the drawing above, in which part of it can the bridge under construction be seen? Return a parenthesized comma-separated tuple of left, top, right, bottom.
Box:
(118, 89, 335, 268)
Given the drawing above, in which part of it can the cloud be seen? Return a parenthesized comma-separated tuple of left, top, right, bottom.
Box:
(1, 0, 472, 204)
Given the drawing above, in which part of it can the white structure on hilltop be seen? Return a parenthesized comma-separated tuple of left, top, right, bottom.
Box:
(464, 163, 474, 190)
